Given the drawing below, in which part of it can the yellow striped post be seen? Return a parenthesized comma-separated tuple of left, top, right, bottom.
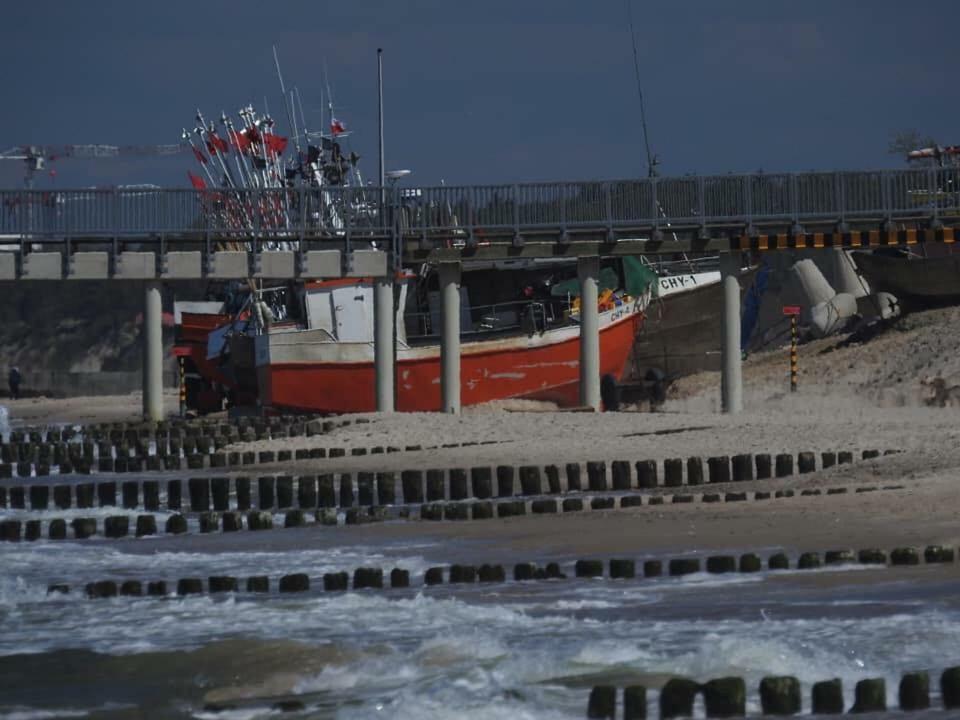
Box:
(178, 356, 186, 417)
(783, 306, 801, 392)
(790, 316, 798, 392)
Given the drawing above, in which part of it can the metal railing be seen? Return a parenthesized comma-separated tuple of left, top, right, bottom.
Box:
(1, 168, 958, 244)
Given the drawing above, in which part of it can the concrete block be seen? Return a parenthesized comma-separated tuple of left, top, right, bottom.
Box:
(0, 253, 16, 280)
(115, 252, 156, 279)
(68, 252, 109, 279)
(162, 251, 202, 279)
(303, 250, 342, 278)
(210, 250, 249, 279)
(347, 249, 388, 277)
(256, 251, 296, 279)
(23, 252, 63, 279)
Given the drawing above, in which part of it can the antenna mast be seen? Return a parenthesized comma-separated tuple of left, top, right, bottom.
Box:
(625, 0, 657, 177)
(378, 48, 385, 209)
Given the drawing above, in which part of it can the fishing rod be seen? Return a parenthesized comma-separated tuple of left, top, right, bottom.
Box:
(272, 45, 303, 158)
(195, 110, 237, 188)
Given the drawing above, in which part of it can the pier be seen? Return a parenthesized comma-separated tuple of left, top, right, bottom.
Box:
(1, 167, 957, 418)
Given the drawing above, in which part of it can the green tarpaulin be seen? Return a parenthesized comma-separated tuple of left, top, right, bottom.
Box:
(550, 258, 658, 298)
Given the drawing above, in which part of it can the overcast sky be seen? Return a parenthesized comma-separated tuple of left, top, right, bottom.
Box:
(1, 0, 956, 189)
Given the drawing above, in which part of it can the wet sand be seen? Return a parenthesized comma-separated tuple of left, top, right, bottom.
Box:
(1, 389, 180, 427)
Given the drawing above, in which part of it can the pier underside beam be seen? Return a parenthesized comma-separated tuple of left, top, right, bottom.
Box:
(578, 256, 601, 411)
(374, 276, 395, 412)
(439, 261, 461, 414)
(142, 281, 164, 422)
(720, 252, 743, 414)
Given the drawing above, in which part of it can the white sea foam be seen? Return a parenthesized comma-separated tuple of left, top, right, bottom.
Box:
(4, 529, 960, 717)
(0, 709, 88, 720)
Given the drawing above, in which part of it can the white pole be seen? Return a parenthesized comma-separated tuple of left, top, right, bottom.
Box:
(374, 276, 395, 412)
(439, 262, 461, 414)
(578, 257, 601, 410)
(720, 251, 743, 413)
(143, 281, 164, 422)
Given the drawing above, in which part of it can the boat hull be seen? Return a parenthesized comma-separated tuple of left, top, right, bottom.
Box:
(257, 307, 642, 413)
(626, 267, 757, 380)
(174, 311, 236, 387)
(853, 251, 960, 308)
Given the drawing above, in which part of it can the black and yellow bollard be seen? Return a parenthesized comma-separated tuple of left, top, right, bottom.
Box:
(783, 306, 800, 392)
(790, 315, 798, 392)
(178, 356, 186, 418)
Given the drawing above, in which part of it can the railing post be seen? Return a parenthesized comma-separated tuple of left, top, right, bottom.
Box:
(299, 185, 306, 242)
(650, 176, 659, 230)
(836, 171, 849, 232)
(930, 167, 940, 225)
(881, 171, 891, 226)
(465, 188, 477, 248)
(112, 187, 121, 246)
(344, 187, 352, 258)
(391, 185, 400, 270)
(834, 171, 843, 221)
(697, 175, 706, 219)
(558, 183, 568, 243)
(697, 175, 707, 236)
(744, 175, 753, 230)
(603, 182, 614, 242)
(512, 184, 520, 233)
(789, 174, 798, 225)
(420, 186, 429, 249)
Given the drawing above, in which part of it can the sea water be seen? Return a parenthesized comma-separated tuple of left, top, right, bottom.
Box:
(1, 530, 957, 719)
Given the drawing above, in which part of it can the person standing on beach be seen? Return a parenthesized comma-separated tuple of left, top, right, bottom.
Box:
(8, 367, 21, 400)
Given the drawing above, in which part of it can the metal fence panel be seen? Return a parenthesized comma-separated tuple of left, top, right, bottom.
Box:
(702, 176, 747, 222)
(841, 171, 883, 217)
(655, 177, 701, 223)
(609, 180, 654, 224)
(794, 172, 838, 218)
(749, 174, 791, 219)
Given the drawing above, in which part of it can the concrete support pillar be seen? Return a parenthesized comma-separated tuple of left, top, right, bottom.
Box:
(578, 256, 600, 411)
(439, 262, 461, 414)
(373, 276, 395, 412)
(719, 252, 743, 414)
(142, 281, 164, 422)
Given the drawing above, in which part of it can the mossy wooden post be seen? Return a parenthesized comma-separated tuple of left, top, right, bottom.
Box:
(811, 678, 844, 714)
(850, 678, 885, 713)
(703, 676, 746, 717)
(759, 676, 801, 715)
(587, 685, 616, 719)
(623, 685, 646, 720)
(941, 666, 960, 708)
(899, 671, 929, 711)
(660, 678, 700, 719)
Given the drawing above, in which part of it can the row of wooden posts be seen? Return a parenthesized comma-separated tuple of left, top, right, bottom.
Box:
(587, 667, 960, 718)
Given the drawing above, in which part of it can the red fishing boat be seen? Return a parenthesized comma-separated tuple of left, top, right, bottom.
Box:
(170, 64, 651, 414)
(254, 269, 645, 413)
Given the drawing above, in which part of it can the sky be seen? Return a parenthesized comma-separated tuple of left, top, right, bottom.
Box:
(0, 0, 957, 189)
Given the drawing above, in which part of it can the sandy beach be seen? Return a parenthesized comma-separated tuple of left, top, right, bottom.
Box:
(5, 306, 960, 561)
